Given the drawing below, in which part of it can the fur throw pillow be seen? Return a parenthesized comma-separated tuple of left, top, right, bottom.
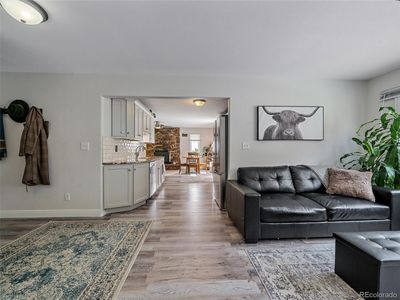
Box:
(326, 168, 375, 202)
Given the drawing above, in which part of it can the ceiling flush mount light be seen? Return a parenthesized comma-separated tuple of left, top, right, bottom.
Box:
(193, 99, 206, 107)
(0, 0, 48, 25)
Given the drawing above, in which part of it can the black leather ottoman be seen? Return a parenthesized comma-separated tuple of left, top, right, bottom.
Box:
(334, 232, 400, 300)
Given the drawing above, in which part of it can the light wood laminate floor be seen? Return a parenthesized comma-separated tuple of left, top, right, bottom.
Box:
(0, 178, 267, 299)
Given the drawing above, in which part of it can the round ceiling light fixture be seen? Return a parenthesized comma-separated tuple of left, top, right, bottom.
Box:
(0, 0, 48, 25)
(193, 99, 206, 107)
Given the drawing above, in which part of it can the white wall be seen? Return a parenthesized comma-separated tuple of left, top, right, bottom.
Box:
(180, 127, 214, 160)
(366, 68, 400, 120)
(0, 72, 366, 217)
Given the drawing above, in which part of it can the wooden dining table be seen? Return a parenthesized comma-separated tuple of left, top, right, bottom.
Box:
(183, 156, 200, 174)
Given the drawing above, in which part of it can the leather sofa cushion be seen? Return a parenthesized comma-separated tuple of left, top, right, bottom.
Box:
(302, 193, 390, 221)
(237, 166, 295, 193)
(290, 166, 325, 193)
(260, 193, 327, 223)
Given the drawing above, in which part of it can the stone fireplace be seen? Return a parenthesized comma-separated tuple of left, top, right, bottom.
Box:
(147, 127, 180, 170)
(154, 149, 171, 164)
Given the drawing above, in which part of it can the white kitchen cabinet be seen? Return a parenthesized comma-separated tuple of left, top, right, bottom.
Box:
(143, 113, 149, 133)
(156, 159, 165, 188)
(133, 162, 149, 204)
(111, 98, 136, 139)
(103, 165, 133, 209)
(134, 104, 144, 140)
(126, 100, 135, 139)
(144, 112, 153, 133)
(111, 98, 127, 137)
(108, 98, 155, 143)
(149, 116, 155, 143)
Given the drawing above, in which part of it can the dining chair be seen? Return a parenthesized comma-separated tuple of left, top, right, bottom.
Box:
(199, 156, 208, 173)
(179, 158, 188, 174)
(186, 157, 199, 174)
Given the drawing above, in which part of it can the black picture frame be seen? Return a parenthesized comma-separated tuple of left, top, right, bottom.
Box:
(257, 105, 324, 141)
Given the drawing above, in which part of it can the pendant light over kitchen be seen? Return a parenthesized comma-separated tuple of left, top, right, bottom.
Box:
(0, 0, 48, 25)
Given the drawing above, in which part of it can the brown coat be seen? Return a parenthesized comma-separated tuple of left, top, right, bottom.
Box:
(19, 107, 50, 186)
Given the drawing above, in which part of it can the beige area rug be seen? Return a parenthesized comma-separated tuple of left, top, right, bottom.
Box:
(246, 242, 362, 300)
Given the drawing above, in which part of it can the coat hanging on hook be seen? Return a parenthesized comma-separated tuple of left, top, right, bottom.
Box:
(19, 106, 50, 186)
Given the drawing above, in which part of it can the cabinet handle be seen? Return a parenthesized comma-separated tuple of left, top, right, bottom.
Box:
(120, 131, 124, 134)
(127, 132, 130, 134)
(128, 169, 131, 172)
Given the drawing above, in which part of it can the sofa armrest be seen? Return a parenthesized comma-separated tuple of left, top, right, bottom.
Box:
(373, 186, 400, 230)
(226, 180, 261, 243)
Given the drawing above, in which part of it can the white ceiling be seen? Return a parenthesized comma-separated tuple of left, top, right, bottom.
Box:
(140, 97, 228, 128)
(1, 1, 400, 79)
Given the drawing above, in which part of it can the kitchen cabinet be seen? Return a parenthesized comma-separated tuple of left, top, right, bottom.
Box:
(126, 100, 135, 139)
(133, 162, 149, 204)
(144, 112, 153, 133)
(134, 104, 144, 140)
(111, 98, 127, 137)
(143, 113, 149, 133)
(108, 98, 155, 143)
(111, 98, 135, 139)
(150, 158, 165, 197)
(156, 159, 165, 188)
(103, 165, 133, 209)
(149, 117, 155, 143)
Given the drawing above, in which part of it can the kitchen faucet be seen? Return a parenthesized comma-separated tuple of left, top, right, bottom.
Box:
(135, 145, 146, 162)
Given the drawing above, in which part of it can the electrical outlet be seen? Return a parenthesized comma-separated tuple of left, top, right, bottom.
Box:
(242, 142, 250, 150)
(80, 141, 90, 151)
(64, 193, 71, 201)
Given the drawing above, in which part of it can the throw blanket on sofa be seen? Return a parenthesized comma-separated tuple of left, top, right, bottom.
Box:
(299, 165, 331, 188)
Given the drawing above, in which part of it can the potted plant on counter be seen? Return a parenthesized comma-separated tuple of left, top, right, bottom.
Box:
(340, 106, 400, 228)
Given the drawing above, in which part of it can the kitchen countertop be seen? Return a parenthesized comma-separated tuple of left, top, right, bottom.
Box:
(102, 156, 164, 165)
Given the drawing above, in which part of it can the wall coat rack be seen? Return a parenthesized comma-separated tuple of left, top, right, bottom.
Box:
(1, 100, 43, 123)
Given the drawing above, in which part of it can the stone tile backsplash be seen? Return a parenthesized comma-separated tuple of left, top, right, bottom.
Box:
(102, 137, 146, 163)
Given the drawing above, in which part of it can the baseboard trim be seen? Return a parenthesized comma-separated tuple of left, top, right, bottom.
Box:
(0, 209, 105, 219)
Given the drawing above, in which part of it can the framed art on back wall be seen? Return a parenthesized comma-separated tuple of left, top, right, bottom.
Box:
(257, 106, 324, 141)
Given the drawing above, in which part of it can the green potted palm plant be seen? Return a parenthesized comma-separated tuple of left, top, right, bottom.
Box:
(340, 106, 399, 188)
(340, 106, 400, 229)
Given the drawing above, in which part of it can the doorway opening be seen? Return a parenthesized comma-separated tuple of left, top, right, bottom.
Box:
(139, 96, 229, 187)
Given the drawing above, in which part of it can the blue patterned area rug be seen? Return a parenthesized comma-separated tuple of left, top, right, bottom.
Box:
(0, 220, 151, 300)
(246, 243, 362, 300)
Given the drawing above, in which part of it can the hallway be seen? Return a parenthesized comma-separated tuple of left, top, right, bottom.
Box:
(116, 178, 264, 299)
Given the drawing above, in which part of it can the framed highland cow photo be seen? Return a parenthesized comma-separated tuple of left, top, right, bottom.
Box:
(257, 105, 324, 141)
